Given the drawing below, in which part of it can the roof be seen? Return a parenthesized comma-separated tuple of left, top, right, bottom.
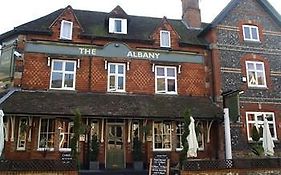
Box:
(200, 0, 281, 36)
(0, 91, 222, 120)
(0, 7, 207, 46)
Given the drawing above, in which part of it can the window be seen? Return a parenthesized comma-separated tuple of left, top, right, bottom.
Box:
(17, 117, 28, 150)
(246, 61, 266, 88)
(50, 60, 76, 90)
(153, 121, 172, 151)
(242, 25, 259, 42)
(176, 121, 204, 151)
(60, 20, 73, 40)
(58, 120, 74, 152)
(108, 63, 125, 92)
(90, 120, 99, 139)
(246, 112, 277, 141)
(160, 30, 171, 48)
(109, 18, 127, 34)
(155, 66, 177, 94)
(38, 119, 55, 151)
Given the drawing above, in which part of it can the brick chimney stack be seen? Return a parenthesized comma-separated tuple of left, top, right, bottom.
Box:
(181, 0, 201, 28)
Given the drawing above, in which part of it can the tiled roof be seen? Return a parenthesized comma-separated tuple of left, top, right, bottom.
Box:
(0, 7, 207, 46)
(0, 91, 222, 120)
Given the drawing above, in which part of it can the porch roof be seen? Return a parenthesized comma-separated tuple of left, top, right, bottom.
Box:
(0, 91, 222, 120)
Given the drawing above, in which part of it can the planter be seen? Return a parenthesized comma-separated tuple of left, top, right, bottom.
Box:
(133, 161, 143, 170)
(89, 161, 99, 170)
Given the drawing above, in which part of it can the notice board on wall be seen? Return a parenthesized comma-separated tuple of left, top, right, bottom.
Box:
(149, 154, 170, 175)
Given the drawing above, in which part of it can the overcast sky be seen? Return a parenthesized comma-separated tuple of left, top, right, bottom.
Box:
(0, 0, 280, 34)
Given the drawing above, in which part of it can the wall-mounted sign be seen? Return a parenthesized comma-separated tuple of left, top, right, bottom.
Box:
(25, 42, 204, 63)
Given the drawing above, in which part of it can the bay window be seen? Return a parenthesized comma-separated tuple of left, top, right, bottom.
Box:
(38, 118, 55, 151)
(153, 121, 172, 151)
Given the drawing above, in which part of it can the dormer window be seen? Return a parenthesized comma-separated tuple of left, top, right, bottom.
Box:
(60, 20, 73, 40)
(160, 30, 171, 48)
(242, 25, 259, 42)
(109, 18, 127, 34)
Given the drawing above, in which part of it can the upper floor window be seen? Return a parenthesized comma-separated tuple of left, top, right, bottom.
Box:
(38, 118, 55, 151)
(246, 112, 277, 141)
(108, 63, 125, 92)
(155, 66, 177, 94)
(246, 61, 266, 88)
(242, 25, 259, 42)
(109, 18, 127, 34)
(160, 30, 171, 48)
(60, 20, 73, 40)
(153, 121, 172, 151)
(50, 60, 76, 90)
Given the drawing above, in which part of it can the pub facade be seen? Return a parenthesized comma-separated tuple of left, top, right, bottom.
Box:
(0, 0, 222, 169)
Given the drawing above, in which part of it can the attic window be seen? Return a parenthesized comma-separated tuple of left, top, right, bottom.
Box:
(160, 30, 171, 48)
(242, 25, 259, 42)
(60, 20, 73, 40)
(109, 18, 127, 34)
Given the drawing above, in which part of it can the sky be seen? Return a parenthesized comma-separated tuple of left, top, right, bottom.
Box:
(0, 0, 280, 34)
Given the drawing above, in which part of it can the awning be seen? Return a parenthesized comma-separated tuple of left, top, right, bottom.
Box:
(0, 90, 222, 120)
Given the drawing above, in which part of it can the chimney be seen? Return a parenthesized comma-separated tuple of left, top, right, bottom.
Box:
(181, 0, 201, 28)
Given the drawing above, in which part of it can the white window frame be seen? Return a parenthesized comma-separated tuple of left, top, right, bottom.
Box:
(155, 66, 177, 94)
(50, 59, 77, 90)
(160, 30, 171, 48)
(60, 20, 73, 40)
(153, 121, 172, 151)
(17, 117, 28, 151)
(107, 63, 126, 92)
(242, 25, 260, 42)
(59, 121, 74, 152)
(246, 112, 277, 141)
(246, 61, 267, 88)
(109, 18, 127, 34)
(38, 118, 55, 151)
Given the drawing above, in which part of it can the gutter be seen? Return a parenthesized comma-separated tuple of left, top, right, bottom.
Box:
(0, 88, 19, 105)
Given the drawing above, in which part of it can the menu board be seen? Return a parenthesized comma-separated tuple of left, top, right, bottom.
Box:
(61, 152, 72, 163)
(149, 154, 170, 175)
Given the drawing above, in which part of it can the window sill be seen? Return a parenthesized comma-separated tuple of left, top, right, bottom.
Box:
(153, 149, 172, 152)
(243, 40, 261, 43)
(37, 148, 54, 151)
(59, 148, 71, 152)
(247, 86, 268, 90)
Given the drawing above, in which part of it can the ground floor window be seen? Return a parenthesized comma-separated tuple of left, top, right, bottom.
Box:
(17, 117, 28, 150)
(58, 119, 74, 151)
(38, 118, 55, 151)
(246, 112, 277, 141)
(153, 121, 172, 151)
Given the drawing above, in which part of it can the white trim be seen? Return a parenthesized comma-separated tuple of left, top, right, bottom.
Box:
(160, 30, 171, 48)
(246, 112, 277, 141)
(107, 63, 126, 92)
(60, 20, 73, 40)
(10, 116, 15, 142)
(155, 66, 177, 94)
(109, 18, 127, 34)
(245, 61, 267, 88)
(242, 25, 260, 42)
(50, 59, 77, 90)
(16, 117, 28, 151)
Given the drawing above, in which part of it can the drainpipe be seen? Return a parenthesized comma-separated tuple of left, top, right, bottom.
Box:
(224, 108, 232, 160)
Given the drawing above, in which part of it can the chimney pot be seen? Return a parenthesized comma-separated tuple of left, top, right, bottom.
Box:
(181, 0, 201, 28)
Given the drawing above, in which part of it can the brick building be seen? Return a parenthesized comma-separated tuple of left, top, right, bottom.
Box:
(201, 0, 281, 158)
(0, 0, 222, 170)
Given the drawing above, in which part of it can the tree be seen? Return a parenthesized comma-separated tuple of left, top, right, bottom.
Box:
(180, 109, 191, 168)
(90, 133, 100, 161)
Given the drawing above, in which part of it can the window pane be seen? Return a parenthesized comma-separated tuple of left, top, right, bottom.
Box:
(115, 20, 122, 32)
(117, 76, 124, 90)
(51, 72, 63, 88)
(247, 62, 254, 70)
(62, 22, 71, 38)
(156, 67, 164, 76)
(248, 71, 257, 85)
(167, 68, 175, 77)
(48, 120, 55, 132)
(53, 61, 63, 71)
(244, 27, 251, 39)
(157, 78, 165, 91)
(65, 62, 74, 71)
(167, 79, 175, 92)
(256, 63, 263, 71)
(118, 65, 124, 74)
(109, 76, 115, 89)
(251, 28, 258, 40)
(64, 74, 74, 88)
(109, 64, 115, 74)
(39, 134, 47, 148)
(161, 31, 170, 47)
(256, 72, 265, 85)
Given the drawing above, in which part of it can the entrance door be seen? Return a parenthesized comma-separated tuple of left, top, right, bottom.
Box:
(106, 124, 125, 169)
